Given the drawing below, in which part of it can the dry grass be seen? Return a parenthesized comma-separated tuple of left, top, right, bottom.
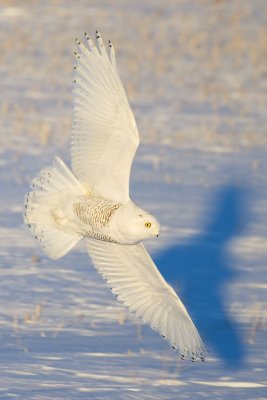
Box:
(1, 0, 267, 151)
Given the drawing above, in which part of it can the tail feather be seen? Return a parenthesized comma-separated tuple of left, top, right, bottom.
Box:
(31, 156, 85, 193)
(25, 157, 85, 259)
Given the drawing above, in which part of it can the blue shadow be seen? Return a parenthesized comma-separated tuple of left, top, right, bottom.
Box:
(156, 185, 246, 368)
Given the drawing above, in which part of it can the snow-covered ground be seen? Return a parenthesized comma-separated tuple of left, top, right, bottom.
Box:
(0, 1, 266, 398)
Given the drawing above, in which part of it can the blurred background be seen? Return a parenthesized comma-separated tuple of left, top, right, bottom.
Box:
(0, 1, 267, 399)
(1, 0, 267, 150)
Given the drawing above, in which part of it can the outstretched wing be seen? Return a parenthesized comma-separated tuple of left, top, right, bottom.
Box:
(87, 239, 206, 361)
(71, 32, 140, 202)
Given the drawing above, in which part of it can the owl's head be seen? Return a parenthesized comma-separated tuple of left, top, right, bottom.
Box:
(112, 200, 160, 244)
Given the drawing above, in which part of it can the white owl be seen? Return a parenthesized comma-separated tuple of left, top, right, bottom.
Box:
(24, 31, 206, 361)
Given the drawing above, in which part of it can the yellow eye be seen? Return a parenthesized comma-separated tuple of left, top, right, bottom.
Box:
(145, 222, 151, 228)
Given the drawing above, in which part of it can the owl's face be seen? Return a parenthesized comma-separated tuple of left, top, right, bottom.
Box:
(112, 201, 160, 244)
(134, 212, 160, 238)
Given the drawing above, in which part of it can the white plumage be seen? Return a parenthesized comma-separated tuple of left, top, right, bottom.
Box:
(72, 33, 139, 202)
(24, 31, 206, 361)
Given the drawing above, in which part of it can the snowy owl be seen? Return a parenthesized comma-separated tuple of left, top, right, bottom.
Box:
(24, 31, 206, 361)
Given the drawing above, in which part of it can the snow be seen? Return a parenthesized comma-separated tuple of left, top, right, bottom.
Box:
(0, 0, 267, 398)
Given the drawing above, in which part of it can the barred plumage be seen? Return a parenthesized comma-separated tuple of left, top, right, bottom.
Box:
(74, 196, 121, 228)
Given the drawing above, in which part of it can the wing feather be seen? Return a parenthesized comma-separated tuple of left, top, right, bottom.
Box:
(87, 239, 206, 361)
(71, 32, 140, 201)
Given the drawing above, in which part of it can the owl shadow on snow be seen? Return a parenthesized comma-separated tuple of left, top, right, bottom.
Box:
(155, 185, 247, 368)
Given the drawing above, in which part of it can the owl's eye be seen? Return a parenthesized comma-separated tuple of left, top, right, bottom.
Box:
(145, 222, 151, 228)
